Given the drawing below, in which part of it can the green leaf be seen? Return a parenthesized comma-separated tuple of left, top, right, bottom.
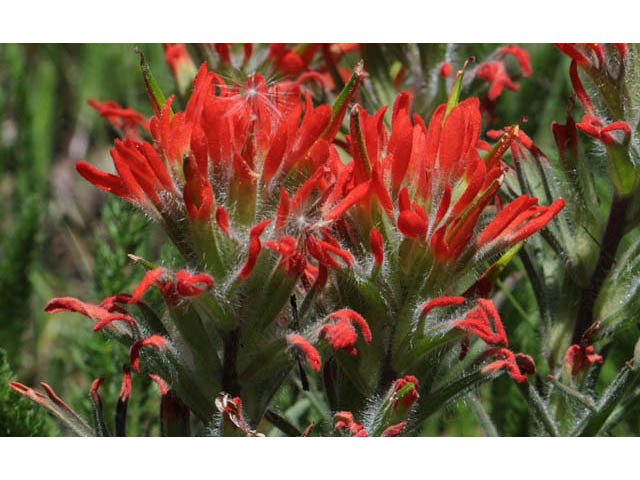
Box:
(607, 142, 637, 197)
(517, 383, 559, 436)
(573, 362, 640, 436)
(443, 57, 472, 122)
(417, 370, 491, 422)
(135, 47, 169, 117)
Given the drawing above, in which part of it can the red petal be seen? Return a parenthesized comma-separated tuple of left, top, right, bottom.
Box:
(369, 227, 384, 266)
(130, 268, 165, 304)
(287, 334, 321, 371)
(420, 296, 465, 316)
(130, 335, 167, 373)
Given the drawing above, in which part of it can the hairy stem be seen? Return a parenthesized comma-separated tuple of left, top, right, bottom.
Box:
(572, 194, 629, 345)
(222, 328, 241, 396)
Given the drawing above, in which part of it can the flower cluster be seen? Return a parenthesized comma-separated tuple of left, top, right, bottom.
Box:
(12, 44, 568, 436)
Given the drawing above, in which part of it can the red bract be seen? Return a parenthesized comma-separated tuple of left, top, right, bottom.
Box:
(369, 227, 384, 266)
(87, 99, 149, 141)
(381, 422, 406, 437)
(497, 45, 532, 77)
(391, 376, 419, 411)
(163, 43, 195, 78)
(268, 43, 320, 78)
(576, 114, 631, 145)
(44, 297, 139, 336)
(287, 334, 321, 371)
(334, 411, 368, 437)
(454, 299, 508, 347)
(320, 310, 371, 356)
(476, 62, 520, 102)
(420, 296, 465, 316)
(557, 49, 632, 147)
(129, 268, 214, 305)
(482, 348, 534, 383)
(321, 94, 563, 269)
(130, 335, 167, 373)
(564, 344, 603, 378)
(215, 393, 262, 437)
(440, 62, 452, 78)
(238, 220, 271, 281)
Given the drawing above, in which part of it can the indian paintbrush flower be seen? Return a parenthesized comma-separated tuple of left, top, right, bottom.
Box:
(12, 45, 568, 436)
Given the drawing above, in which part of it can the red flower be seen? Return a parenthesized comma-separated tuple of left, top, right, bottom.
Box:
(148, 374, 169, 396)
(476, 194, 566, 250)
(264, 236, 308, 279)
(129, 268, 214, 305)
(482, 348, 535, 383)
(87, 99, 149, 142)
(440, 62, 452, 78)
(369, 227, 384, 266)
(381, 422, 406, 437)
(334, 411, 368, 437)
(320, 309, 372, 355)
(554, 43, 609, 69)
(130, 335, 167, 373)
(162, 43, 196, 79)
(476, 62, 520, 102)
(238, 220, 271, 281)
(286, 334, 321, 372)
(420, 296, 465, 316)
(576, 114, 631, 145)
(391, 376, 419, 411)
(497, 45, 532, 77)
(564, 344, 603, 378)
(44, 297, 139, 336)
(215, 393, 261, 437)
(560, 54, 632, 146)
(453, 299, 508, 346)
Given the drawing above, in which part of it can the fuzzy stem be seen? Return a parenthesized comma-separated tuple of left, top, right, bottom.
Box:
(222, 328, 241, 396)
(572, 194, 629, 345)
